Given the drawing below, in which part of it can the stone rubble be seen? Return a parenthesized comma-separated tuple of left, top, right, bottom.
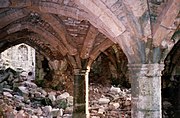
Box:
(0, 68, 173, 118)
(89, 83, 131, 118)
(0, 68, 73, 118)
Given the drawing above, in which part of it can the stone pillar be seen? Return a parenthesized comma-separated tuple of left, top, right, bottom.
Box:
(85, 67, 90, 118)
(128, 64, 164, 118)
(73, 69, 87, 118)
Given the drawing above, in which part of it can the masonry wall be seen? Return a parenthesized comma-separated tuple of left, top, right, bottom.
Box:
(0, 43, 35, 74)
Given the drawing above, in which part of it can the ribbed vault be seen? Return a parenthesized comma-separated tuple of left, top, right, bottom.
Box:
(0, 0, 179, 65)
(0, 0, 179, 118)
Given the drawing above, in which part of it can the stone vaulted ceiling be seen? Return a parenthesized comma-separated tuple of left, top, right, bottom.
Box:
(0, 0, 179, 67)
(0, 0, 115, 68)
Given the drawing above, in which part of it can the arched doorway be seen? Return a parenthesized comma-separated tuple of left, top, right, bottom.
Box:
(162, 36, 180, 118)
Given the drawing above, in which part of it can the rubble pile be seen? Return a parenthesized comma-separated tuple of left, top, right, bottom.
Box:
(89, 84, 131, 118)
(0, 68, 133, 118)
(0, 68, 73, 118)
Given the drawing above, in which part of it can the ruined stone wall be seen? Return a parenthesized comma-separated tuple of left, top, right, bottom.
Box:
(0, 43, 35, 74)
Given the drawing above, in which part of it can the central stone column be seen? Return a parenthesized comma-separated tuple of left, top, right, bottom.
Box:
(73, 69, 86, 118)
(128, 64, 164, 118)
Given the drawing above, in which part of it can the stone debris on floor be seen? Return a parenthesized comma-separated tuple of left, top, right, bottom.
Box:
(0, 68, 173, 118)
(0, 68, 134, 118)
(89, 83, 131, 118)
(0, 68, 73, 118)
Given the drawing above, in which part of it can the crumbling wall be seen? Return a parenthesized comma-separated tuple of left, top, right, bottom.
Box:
(0, 43, 35, 76)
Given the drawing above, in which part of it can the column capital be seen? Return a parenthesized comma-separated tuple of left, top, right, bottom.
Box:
(128, 63, 164, 68)
(74, 69, 87, 75)
(128, 63, 164, 77)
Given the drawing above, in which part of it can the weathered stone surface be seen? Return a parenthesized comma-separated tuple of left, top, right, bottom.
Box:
(43, 106, 52, 113)
(153, 0, 179, 46)
(39, 89, 47, 96)
(112, 102, 120, 109)
(98, 108, 105, 114)
(14, 95, 24, 101)
(65, 107, 73, 114)
(57, 92, 70, 100)
(128, 64, 164, 118)
(3, 91, 12, 97)
(0, 1, 179, 118)
(89, 83, 132, 117)
(31, 115, 38, 118)
(51, 108, 60, 117)
(98, 98, 110, 104)
(48, 94, 56, 102)
(0, 43, 35, 74)
(124, 0, 147, 17)
(110, 86, 121, 93)
(18, 86, 29, 95)
(0, 70, 75, 117)
(104, 0, 118, 8)
(22, 81, 37, 88)
(67, 96, 73, 106)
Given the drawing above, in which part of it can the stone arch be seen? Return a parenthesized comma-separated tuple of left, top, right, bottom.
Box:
(1, 0, 179, 64)
(74, 0, 125, 37)
(0, 8, 78, 56)
(0, 31, 73, 90)
(0, 0, 147, 64)
(73, 0, 137, 62)
(159, 29, 180, 63)
(1, 22, 68, 56)
(160, 30, 180, 79)
(35, 0, 130, 62)
(161, 37, 180, 118)
(89, 43, 129, 86)
(88, 39, 114, 67)
(65, 38, 115, 70)
(0, 8, 29, 29)
(163, 39, 180, 79)
(0, 0, 125, 39)
(152, 0, 179, 47)
(41, 14, 77, 55)
(74, 0, 147, 64)
(0, 31, 60, 61)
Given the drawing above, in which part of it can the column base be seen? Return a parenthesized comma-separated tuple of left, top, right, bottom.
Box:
(132, 109, 161, 118)
(73, 113, 86, 118)
(73, 102, 86, 118)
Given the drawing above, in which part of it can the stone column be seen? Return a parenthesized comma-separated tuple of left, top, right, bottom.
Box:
(85, 67, 90, 118)
(128, 64, 164, 118)
(73, 69, 87, 118)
